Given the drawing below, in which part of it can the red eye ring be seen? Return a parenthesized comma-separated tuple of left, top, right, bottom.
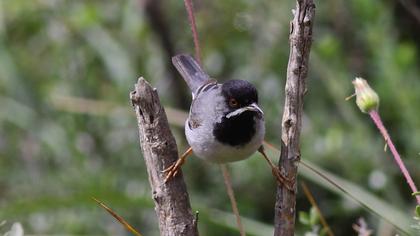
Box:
(229, 98, 239, 107)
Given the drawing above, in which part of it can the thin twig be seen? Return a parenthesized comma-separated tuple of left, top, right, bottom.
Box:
(193, 211, 200, 231)
(369, 110, 420, 205)
(183, 0, 202, 64)
(92, 197, 143, 236)
(221, 165, 246, 236)
(274, 0, 315, 235)
(300, 182, 334, 236)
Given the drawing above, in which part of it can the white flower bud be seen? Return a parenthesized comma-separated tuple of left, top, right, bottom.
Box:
(352, 77, 379, 113)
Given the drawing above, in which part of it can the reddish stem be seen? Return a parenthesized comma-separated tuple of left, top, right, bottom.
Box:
(369, 110, 420, 205)
(183, 0, 202, 65)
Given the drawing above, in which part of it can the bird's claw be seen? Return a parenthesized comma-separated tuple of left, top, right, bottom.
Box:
(162, 159, 185, 183)
(271, 166, 295, 193)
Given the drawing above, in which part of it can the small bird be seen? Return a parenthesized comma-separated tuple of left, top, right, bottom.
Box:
(164, 54, 292, 190)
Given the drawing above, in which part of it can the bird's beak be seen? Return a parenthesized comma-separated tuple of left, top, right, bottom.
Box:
(226, 103, 264, 119)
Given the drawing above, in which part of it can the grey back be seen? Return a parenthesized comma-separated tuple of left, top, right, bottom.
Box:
(172, 54, 211, 97)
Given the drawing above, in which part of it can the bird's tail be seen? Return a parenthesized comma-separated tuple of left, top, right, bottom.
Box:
(172, 54, 211, 96)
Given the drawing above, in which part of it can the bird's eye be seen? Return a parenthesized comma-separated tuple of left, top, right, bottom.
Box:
(229, 98, 239, 107)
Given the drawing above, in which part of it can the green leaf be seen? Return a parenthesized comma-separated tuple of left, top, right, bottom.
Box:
(416, 205, 420, 218)
(309, 207, 319, 226)
(395, 42, 416, 68)
(299, 211, 310, 225)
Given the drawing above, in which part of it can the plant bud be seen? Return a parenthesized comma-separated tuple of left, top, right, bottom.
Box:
(352, 77, 379, 113)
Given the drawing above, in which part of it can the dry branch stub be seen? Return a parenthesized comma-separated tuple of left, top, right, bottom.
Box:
(130, 77, 198, 236)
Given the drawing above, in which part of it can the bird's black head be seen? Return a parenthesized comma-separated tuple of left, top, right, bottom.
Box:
(221, 79, 259, 110)
(213, 79, 263, 147)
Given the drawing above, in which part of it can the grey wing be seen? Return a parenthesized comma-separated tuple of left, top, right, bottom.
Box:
(172, 54, 211, 96)
(187, 82, 221, 130)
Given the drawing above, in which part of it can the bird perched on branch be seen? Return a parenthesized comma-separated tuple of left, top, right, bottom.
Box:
(164, 54, 292, 190)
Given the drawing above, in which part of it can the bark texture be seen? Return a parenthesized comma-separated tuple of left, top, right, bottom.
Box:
(130, 77, 198, 236)
(274, 1, 315, 235)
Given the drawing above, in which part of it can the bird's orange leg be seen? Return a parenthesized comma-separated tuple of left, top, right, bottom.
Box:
(258, 146, 295, 192)
(163, 147, 193, 183)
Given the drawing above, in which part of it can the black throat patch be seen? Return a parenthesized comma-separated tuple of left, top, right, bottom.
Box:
(213, 111, 256, 147)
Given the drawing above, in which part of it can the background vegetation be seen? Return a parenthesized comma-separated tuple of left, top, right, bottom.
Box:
(1, 0, 419, 235)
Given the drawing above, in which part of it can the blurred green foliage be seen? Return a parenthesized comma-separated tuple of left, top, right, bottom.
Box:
(299, 207, 328, 236)
(1, 0, 420, 235)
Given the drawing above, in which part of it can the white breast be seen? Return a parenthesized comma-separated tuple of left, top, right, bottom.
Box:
(185, 116, 265, 163)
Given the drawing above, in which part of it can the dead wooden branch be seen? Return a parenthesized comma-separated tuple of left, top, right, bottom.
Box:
(274, 0, 315, 235)
(130, 77, 198, 236)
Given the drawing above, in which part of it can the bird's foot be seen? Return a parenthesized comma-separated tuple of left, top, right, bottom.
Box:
(258, 145, 295, 192)
(162, 158, 185, 183)
(162, 147, 193, 183)
(271, 166, 295, 193)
